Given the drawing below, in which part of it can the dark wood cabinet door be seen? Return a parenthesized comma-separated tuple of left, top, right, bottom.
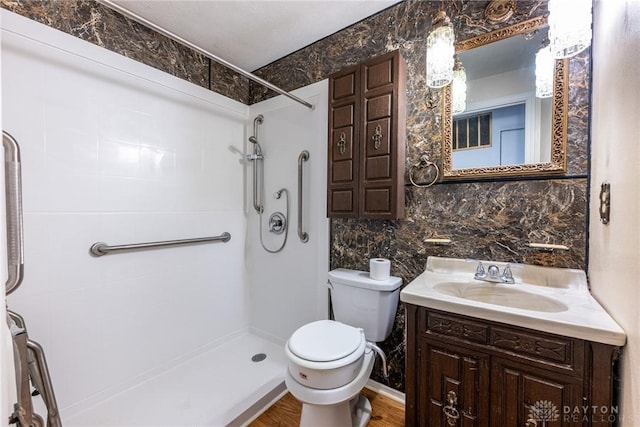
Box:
(360, 50, 406, 219)
(490, 358, 583, 427)
(327, 66, 360, 217)
(420, 341, 490, 427)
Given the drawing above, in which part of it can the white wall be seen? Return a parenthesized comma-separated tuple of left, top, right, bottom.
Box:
(246, 81, 329, 342)
(1, 10, 250, 412)
(589, 1, 640, 425)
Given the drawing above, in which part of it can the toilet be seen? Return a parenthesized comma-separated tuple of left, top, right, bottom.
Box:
(285, 268, 402, 427)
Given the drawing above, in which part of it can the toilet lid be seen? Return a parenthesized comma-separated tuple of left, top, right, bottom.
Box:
(288, 320, 363, 362)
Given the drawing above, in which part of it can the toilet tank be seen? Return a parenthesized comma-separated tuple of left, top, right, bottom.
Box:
(328, 269, 402, 342)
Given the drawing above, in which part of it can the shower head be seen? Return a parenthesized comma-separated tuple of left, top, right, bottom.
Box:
(248, 136, 263, 157)
(250, 114, 264, 157)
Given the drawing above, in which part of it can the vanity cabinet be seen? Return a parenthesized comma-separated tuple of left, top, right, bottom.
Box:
(327, 50, 407, 219)
(405, 304, 620, 427)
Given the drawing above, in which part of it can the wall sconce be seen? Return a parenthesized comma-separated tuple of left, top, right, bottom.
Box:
(548, 0, 592, 58)
(426, 10, 455, 88)
(535, 39, 554, 98)
(451, 55, 467, 113)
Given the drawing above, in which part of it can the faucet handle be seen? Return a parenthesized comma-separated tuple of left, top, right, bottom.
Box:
(501, 264, 514, 284)
(474, 262, 486, 279)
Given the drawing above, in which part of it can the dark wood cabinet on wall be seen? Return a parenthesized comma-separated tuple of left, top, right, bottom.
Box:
(405, 304, 621, 427)
(327, 50, 407, 219)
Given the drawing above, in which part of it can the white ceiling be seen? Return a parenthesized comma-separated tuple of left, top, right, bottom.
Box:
(109, 0, 400, 71)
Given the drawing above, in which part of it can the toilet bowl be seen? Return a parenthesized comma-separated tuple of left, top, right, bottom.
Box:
(285, 350, 375, 427)
(285, 320, 376, 427)
(285, 269, 402, 427)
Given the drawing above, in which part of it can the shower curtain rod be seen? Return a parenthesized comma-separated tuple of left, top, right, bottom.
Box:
(97, 0, 314, 110)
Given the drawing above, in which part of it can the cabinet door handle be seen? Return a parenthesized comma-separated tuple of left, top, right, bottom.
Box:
(525, 419, 537, 427)
(337, 132, 346, 154)
(443, 391, 460, 426)
(372, 124, 383, 150)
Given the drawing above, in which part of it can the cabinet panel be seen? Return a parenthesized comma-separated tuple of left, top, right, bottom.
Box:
(332, 72, 356, 100)
(362, 187, 391, 214)
(330, 190, 354, 213)
(332, 104, 354, 128)
(490, 326, 578, 368)
(365, 156, 391, 180)
(491, 358, 583, 427)
(426, 311, 489, 345)
(333, 104, 355, 128)
(365, 59, 393, 90)
(332, 161, 353, 182)
(421, 342, 490, 427)
(366, 93, 392, 121)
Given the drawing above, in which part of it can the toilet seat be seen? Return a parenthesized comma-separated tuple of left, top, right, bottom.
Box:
(287, 320, 366, 370)
(289, 320, 362, 362)
(286, 320, 367, 390)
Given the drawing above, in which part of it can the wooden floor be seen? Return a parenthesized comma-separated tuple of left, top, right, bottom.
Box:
(249, 388, 405, 427)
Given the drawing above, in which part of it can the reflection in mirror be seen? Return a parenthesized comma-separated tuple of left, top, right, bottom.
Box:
(442, 17, 569, 180)
(454, 27, 550, 168)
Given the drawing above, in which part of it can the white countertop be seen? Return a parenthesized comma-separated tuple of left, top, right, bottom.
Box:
(400, 257, 626, 346)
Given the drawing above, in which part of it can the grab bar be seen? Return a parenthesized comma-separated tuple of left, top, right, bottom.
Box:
(9, 318, 36, 427)
(9, 310, 61, 427)
(297, 150, 309, 243)
(3, 131, 25, 296)
(89, 232, 231, 256)
(27, 340, 62, 427)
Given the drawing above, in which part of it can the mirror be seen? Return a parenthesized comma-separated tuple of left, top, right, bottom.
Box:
(442, 17, 569, 180)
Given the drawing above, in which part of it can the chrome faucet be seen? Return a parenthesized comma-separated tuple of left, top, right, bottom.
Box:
(473, 261, 514, 284)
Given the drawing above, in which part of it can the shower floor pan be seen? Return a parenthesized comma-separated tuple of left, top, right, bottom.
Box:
(63, 332, 287, 426)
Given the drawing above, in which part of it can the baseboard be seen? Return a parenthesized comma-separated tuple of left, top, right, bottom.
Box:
(365, 379, 405, 405)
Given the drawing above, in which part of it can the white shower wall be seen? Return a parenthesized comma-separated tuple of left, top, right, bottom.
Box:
(246, 82, 330, 342)
(2, 10, 250, 412)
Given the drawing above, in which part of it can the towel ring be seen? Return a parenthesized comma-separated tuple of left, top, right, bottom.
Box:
(409, 155, 440, 188)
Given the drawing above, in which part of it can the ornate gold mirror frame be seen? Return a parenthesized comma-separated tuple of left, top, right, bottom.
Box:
(442, 16, 569, 180)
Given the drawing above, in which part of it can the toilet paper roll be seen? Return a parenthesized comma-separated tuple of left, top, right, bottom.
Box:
(369, 258, 391, 281)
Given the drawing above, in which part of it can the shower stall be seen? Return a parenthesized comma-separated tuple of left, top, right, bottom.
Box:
(2, 10, 328, 426)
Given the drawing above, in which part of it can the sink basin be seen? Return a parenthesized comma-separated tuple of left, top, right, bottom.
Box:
(399, 256, 627, 346)
(433, 282, 568, 313)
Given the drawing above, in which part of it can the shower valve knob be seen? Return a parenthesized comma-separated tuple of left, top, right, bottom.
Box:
(268, 212, 286, 235)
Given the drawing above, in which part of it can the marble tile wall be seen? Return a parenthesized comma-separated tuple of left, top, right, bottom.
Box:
(4, 0, 591, 394)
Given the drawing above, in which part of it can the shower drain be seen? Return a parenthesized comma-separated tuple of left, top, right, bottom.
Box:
(251, 353, 267, 362)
